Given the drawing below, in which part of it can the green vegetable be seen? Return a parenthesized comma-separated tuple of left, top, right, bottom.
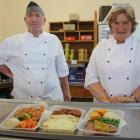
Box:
(97, 117, 120, 127)
(24, 113, 31, 119)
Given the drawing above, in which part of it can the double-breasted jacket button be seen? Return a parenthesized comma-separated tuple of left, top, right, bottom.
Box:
(28, 82, 31, 84)
(27, 67, 29, 70)
(130, 48, 133, 50)
(42, 68, 45, 70)
(126, 77, 130, 80)
(45, 40, 47, 44)
(40, 81, 43, 84)
(25, 53, 27, 56)
(108, 48, 111, 51)
(107, 60, 110, 63)
(129, 60, 132, 63)
(43, 53, 46, 56)
(110, 94, 113, 97)
(108, 77, 112, 80)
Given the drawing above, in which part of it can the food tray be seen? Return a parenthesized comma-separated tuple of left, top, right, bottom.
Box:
(0, 103, 47, 131)
(78, 107, 126, 136)
(39, 105, 85, 134)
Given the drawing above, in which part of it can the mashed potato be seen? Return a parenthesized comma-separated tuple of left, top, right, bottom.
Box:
(103, 112, 120, 120)
(4, 117, 20, 128)
(42, 114, 79, 131)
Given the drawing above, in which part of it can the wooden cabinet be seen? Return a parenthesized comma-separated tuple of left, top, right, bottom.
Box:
(49, 11, 98, 62)
(49, 11, 97, 101)
(70, 85, 93, 102)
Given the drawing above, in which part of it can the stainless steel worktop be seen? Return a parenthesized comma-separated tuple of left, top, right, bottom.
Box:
(0, 99, 140, 140)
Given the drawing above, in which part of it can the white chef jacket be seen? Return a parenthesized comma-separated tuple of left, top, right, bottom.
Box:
(0, 32, 69, 101)
(85, 34, 140, 98)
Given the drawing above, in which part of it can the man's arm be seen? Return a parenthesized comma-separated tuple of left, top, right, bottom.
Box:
(59, 76, 71, 101)
(87, 82, 110, 103)
(0, 65, 13, 79)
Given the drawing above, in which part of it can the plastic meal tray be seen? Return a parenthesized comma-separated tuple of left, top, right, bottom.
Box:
(39, 105, 85, 134)
(0, 103, 47, 131)
(78, 107, 126, 136)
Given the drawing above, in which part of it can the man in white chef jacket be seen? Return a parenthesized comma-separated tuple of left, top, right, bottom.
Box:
(0, 1, 71, 101)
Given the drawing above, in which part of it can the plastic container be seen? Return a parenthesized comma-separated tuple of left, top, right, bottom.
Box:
(78, 107, 126, 136)
(0, 103, 47, 131)
(39, 105, 85, 134)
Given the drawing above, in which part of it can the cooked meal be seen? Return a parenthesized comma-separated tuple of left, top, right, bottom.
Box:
(4, 105, 45, 129)
(42, 108, 82, 132)
(84, 108, 120, 133)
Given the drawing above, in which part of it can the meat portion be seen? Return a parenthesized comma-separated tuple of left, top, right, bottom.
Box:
(93, 120, 118, 133)
(84, 120, 118, 133)
(15, 105, 45, 121)
(52, 108, 82, 117)
(85, 121, 94, 130)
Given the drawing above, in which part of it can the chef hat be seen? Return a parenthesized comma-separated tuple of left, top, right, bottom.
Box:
(26, 1, 44, 16)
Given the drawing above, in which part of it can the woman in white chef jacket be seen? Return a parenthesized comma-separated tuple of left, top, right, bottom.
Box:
(85, 6, 140, 103)
(0, 1, 71, 101)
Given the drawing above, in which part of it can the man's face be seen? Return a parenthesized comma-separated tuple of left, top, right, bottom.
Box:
(24, 12, 46, 34)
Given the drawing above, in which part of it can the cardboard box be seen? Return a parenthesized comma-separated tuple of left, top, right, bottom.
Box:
(63, 24, 75, 31)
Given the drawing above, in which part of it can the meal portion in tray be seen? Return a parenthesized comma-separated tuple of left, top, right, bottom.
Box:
(0, 103, 46, 131)
(78, 108, 125, 135)
(40, 105, 85, 134)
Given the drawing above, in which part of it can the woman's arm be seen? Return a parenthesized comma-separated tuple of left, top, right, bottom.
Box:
(110, 96, 136, 103)
(87, 82, 110, 103)
(110, 86, 140, 103)
(132, 86, 140, 102)
(0, 65, 13, 78)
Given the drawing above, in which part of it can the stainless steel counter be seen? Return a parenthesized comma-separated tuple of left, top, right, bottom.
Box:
(0, 99, 140, 140)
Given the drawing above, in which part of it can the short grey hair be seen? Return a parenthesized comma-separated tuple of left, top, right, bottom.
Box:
(107, 6, 137, 33)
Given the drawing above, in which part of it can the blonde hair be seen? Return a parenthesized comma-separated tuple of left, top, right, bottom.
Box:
(107, 6, 137, 33)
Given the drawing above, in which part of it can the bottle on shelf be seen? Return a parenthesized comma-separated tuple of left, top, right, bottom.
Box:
(78, 49, 88, 61)
(64, 43, 70, 61)
(78, 49, 85, 61)
(84, 49, 88, 61)
(69, 49, 74, 60)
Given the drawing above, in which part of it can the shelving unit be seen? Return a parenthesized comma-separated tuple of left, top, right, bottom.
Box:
(49, 11, 98, 62)
(49, 11, 97, 101)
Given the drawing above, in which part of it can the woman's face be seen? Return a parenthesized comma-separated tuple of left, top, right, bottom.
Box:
(111, 13, 132, 44)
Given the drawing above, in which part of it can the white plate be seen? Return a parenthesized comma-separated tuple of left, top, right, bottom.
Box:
(78, 107, 126, 136)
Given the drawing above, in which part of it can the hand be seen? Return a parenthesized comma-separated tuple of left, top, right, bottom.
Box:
(63, 92, 71, 101)
(110, 96, 136, 103)
(98, 97, 111, 103)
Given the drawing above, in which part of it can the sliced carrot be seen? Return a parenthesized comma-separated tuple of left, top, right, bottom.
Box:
(18, 120, 27, 128)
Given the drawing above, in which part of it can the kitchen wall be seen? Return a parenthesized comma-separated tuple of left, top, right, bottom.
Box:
(0, 0, 5, 41)
(0, 0, 140, 41)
